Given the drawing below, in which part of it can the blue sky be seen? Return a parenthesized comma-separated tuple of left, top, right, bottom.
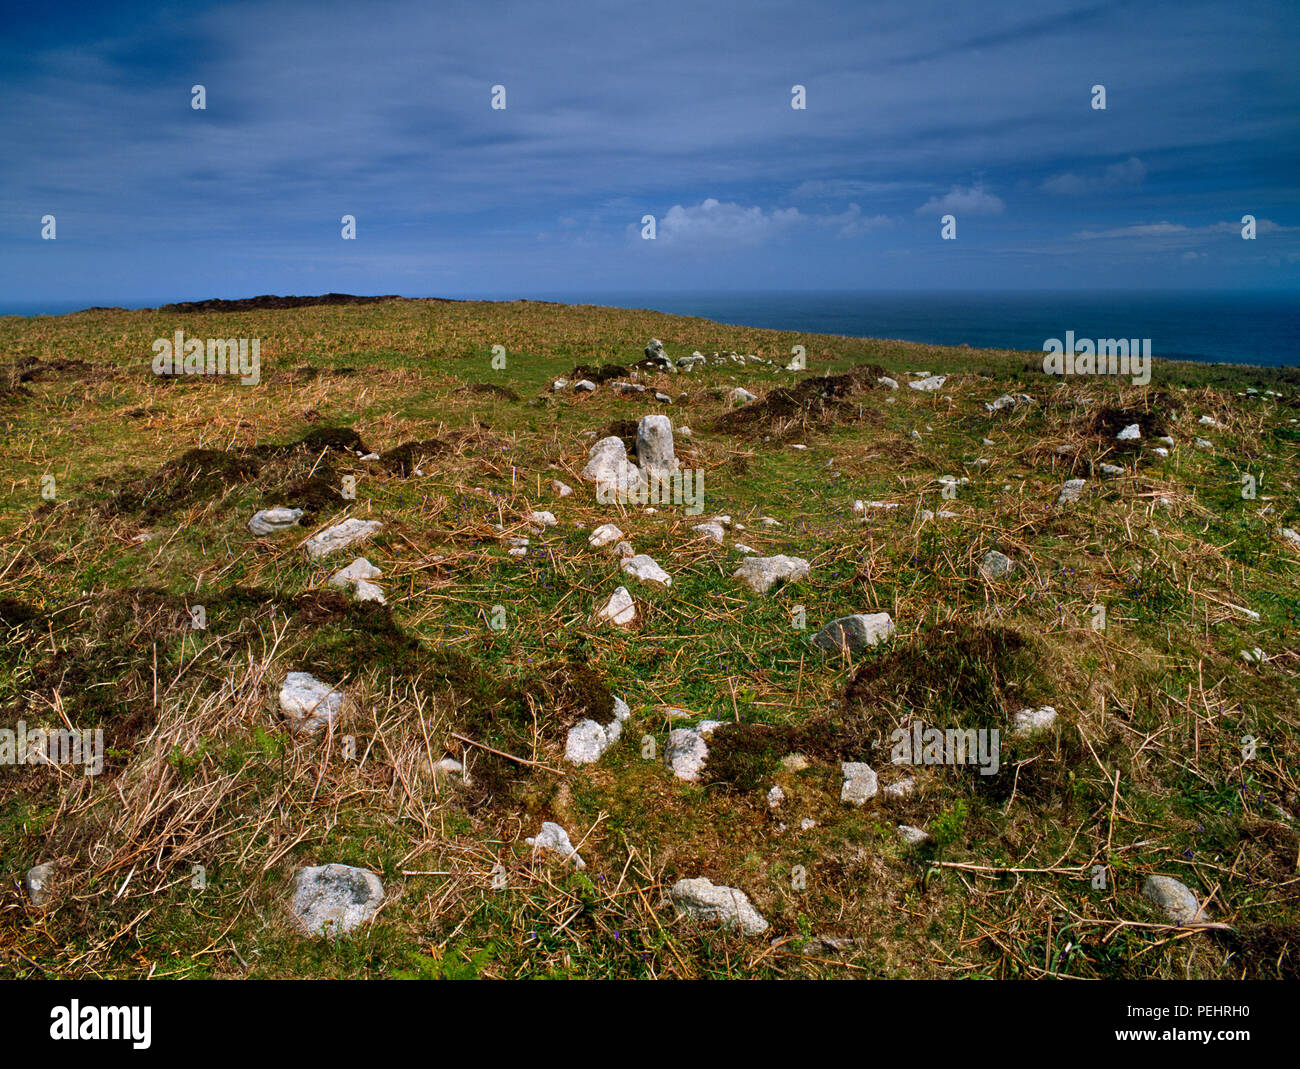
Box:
(1, 0, 1297, 305)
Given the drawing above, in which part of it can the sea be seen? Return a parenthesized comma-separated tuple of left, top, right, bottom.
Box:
(532, 291, 1300, 369)
(4, 290, 1297, 368)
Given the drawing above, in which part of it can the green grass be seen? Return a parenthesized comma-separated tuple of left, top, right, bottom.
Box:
(0, 296, 1296, 979)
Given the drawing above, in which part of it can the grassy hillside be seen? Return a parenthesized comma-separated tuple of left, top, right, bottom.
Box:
(1, 296, 1297, 979)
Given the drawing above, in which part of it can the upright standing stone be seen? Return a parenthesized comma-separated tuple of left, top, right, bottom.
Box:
(636, 414, 678, 475)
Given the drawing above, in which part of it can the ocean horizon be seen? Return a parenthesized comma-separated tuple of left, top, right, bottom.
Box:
(3, 289, 1297, 368)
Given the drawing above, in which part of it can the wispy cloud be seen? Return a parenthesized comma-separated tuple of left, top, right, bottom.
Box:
(1074, 221, 1189, 240)
(818, 203, 897, 236)
(1073, 219, 1294, 242)
(1042, 156, 1147, 195)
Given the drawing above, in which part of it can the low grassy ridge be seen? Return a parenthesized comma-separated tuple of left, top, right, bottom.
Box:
(0, 295, 1297, 979)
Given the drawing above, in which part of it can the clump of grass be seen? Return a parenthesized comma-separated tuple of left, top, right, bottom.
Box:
(842, 622, 1044, 733)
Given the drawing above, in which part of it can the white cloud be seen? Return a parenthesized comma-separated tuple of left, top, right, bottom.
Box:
(655, 198, 804, 245)
(647, 198, 894, 245)
(1043, 157, 1147, 195)
(916, 183, 1005, 216)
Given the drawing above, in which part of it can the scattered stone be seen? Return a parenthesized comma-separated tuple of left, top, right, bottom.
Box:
(766, 785, 785, 809)
(781, 754, 810, 773)
(883, 777, 915, 798)
(840, 762, 879, 805)
(566, 719, 621, 764)
(595, 586, 637, 626)
(249, 507, 305, 536)
(621, 554, 671, 587)
(1198, 415, 1219, 427)
(588, 522, 624, 547)
(800, 818, 817, 831)
(553, 480, 573, 497)
(329, 557, 382, 587)
(574, 379, 597, 392)
(877, 376, 899, 389)
(552, 378, 569, 392)
(352, 578, 386, 604)
(529, 510, 558, 527)
(733, 555, 810, 594)
(1117, 424, 1141, 441)
(24, 863, 55, 907)
(734, 544, 757, 554)
(304, 518, 383, 559)
(1241, 647, 1266, 664)
(729, 387, 757, 405)
(1151, 447, 1169, 458)
(1013, 706, 1058, 736)
(1142, 875, 1208, 926)
(434, 758, 467, 788)
(985, 393, 1031, 412)
(811, 612, 896, 653)
(670, 877, 769, 936)
(279, 672, 345, 732)
(1194, 438, 1212, 451)
(666, 721, 723, 781)
(692, 521, 725, 543)
(1099, 463, 1125, 476)
(290, 864, 384, 939)
(527, 821, 587, 869)
(582, 436, 643, 495)
(1057, 478, 1086, 505)
(908, 375, 947, 391)
(1278, 527, 1300, 549)
(980, 550, 1014, 579)
(898, 825, 930, 845)
(567, 706, 625, 764)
